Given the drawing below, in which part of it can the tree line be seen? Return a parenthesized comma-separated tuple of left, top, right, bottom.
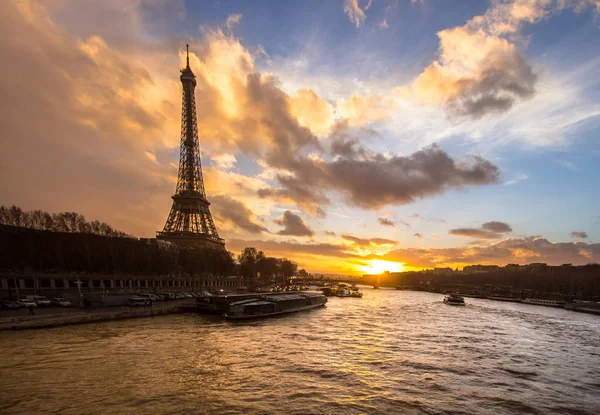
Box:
(237, 247, 299, 281)
(0, 205, 129, 238)
(0, 205, 300, 283)
(373, 266, 600, 299)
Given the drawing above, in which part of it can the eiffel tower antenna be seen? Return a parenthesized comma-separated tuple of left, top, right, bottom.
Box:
(157, 45, 224, 249)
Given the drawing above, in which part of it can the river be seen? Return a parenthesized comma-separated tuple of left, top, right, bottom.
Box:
(1, 289, 599, 414)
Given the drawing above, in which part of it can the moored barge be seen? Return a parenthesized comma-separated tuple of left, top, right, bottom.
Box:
(225, 292, 327, 320)
(188, 291, 312, 314)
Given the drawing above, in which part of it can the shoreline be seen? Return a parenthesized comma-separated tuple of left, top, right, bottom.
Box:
(0, 304, 187, 331)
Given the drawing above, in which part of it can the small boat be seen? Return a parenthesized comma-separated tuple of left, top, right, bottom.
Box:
(225, 292, 327, 320)
(443, 294, 465, 306)
(335, 289, 352, 297)
(350, 290, 363, 298)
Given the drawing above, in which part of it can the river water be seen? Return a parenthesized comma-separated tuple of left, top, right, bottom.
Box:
(1, 289, 599, 414)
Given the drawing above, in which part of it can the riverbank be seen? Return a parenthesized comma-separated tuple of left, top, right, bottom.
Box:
(0, 301, 189, 331)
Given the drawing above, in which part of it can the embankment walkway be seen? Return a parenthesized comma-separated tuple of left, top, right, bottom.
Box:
(0, 301, 189, 331)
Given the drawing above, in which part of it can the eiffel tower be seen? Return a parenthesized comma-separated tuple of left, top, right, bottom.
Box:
(157, 45, 224, 249)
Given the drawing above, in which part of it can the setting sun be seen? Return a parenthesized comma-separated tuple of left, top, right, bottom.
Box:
(359, 259, 404, 275)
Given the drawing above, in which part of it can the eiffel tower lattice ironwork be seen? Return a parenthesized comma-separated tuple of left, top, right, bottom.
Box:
(157, 45, 224, 249)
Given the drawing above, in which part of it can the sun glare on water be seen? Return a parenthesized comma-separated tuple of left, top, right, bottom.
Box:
(359, 259, 404, 274)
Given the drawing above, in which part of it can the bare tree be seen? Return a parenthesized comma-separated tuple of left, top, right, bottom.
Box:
(52, 213, 69, 232)
(98, 222, 113, 236)
(77, 220, 92, 234)
(0, 206, 8, 225)
(42, 212, 54, 231)
(89, 220, 102, 234)
(62, 212, 84, 233)
(8, 206, 24, 227)
(29, 210, 47, 230)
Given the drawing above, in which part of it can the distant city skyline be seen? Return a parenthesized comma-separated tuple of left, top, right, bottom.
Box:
(1, 0, 599, 274)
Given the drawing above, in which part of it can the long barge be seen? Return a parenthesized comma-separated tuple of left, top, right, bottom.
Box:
(185, 291, 318, 315)
(225, 292, 327, 320)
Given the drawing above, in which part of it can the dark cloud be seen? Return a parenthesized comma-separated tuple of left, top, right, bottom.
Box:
(211, 195, 267, 234)
(482, 221, 513, 233)
(342, 234, 397, 247)
(328, 120, 372, 158)
(446, 51, 537, 118)
(414, 232, 424, 238)
(450, 221, 512, 239)
(570, 231, 588, 239)
(274, 210, 314, 237)
(378, 217, 396, 227)
(267, 144, 499, 212)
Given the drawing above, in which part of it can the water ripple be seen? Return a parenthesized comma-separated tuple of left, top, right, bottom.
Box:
(1, 290, 599, 414)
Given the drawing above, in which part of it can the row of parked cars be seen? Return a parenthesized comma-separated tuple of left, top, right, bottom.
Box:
(1, 296, 72, 309)
(128, 292, 203, 306)
(132, 292, 201, 302)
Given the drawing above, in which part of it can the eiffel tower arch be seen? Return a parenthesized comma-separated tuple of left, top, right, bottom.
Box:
(157, 45, 225, 250)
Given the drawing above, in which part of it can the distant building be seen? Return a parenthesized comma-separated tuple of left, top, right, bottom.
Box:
(463, 265, 501, 274)
(525, 263, 547, 268)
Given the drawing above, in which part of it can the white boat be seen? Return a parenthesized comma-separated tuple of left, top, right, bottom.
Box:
(443, 294, 465, 306)
(521, 298, 565, 307)
(225, 292, 327, 320)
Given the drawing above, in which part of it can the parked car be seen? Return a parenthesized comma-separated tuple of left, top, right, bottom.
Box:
(128, 296, 149, 307)
(155, 294, 165, 301)
(50, 298, 72, 307)
(26, 295, 52, 307)
(1, 300, 20, 309)
(17, 299, 37, 308)
(138, 293, 158, 302)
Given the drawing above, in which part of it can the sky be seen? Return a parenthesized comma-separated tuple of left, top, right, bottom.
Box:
(1, 0, 599, 275)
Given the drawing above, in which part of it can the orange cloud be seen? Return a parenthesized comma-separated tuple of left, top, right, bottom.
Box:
(343, 0, 367, 28)
(289, 89, 335, 136)
(406, 0, 599, 118)
(336, 94, 395, 126)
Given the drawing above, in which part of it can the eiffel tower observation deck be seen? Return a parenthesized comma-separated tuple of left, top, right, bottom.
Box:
(157, 45, 225, 249)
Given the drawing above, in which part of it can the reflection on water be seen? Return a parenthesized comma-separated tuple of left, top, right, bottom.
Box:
(1, 289, 599, 414)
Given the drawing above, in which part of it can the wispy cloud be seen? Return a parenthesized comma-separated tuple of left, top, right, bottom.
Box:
(378, 217, 396, 227)
(450, 221, 512, 240)
(554, 160, 578, 170)
(226, 13, 242, 31)
(570, 231, 588, 239)
(343, 0, 367, 28)
(504, 174, 528, 185)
